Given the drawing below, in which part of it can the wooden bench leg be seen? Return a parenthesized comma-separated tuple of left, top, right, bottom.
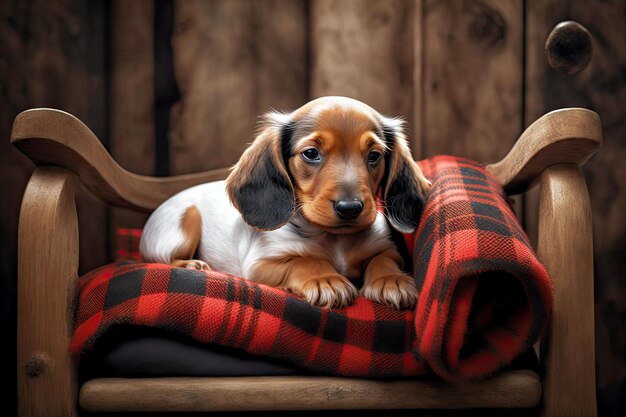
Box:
(537, 164, 597, 417)
(18, 167, 79, 417)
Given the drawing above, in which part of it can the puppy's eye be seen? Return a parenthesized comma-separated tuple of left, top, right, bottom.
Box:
(367, 151, 382, 165)
(301, 148, 321, 162)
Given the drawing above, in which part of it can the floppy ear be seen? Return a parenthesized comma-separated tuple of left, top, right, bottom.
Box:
(382, 118, 432, 234)
(226, 113, 296, 230)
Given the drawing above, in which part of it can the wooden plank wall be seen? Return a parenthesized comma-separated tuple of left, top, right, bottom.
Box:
(421, 0, 522, 163)
(168, 0, 308, 174)
(420, 0, 525, 223)
(311, 0, 415, 144)
(109, 0, 156, 247)
(0, 0, 109, 275)
(525, 1, 626, 415)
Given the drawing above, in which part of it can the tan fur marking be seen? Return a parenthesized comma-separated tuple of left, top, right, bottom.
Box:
(315, 108, 377, 146)
(170, 205, 203, 268)
(362, 249, 417, 310)
(251, 256, 358, 309)
(341, 240, 382, 280)
(287, 108, 386, 234)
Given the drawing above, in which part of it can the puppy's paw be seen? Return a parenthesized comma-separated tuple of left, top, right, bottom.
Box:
(361, 273, 418, 310)
(288, 274, 358, 309)
(172, 259, 212, 272)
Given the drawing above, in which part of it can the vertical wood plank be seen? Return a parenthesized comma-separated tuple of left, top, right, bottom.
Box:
(311, 0, 416, 147)
(0, 0, 108, 271)
(169, 0, 308, 174)
(421, 0, 523, 163)
(110, 0, 155, 175)
(255, 0, 309, 114)
(170, 0, 253, 174)
(525, 1, 626, 415)
(420, 0, 524, 224)
(109, 0, 155, 253)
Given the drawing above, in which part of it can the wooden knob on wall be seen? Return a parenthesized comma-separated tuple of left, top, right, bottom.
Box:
(545, 21, 593, 75)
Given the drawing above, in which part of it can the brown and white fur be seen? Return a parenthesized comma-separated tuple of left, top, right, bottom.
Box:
(140, 96, 431, 309)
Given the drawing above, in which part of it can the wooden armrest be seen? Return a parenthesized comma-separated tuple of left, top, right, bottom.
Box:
(11, 108, 229, 211)
(485, 108, 602, 194)
(536, 165, 596, 416)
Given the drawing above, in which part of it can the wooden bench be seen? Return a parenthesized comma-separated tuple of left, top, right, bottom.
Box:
(13, 107, 601, 416)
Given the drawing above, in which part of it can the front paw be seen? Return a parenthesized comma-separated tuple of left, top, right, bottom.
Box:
(172, 259, 212, 272)
(361, 273, 418, 310)
(288, 274, 358, 309)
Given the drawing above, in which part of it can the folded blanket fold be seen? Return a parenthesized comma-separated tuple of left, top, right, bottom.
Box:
(412, 156, 552, 380)
(71, 156, 552, 381)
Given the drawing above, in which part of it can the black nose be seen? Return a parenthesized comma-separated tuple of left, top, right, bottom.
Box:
(334, 199, 364, 220)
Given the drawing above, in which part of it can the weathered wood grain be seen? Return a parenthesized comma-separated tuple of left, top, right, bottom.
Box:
(536, 164, 597, 417)
(109, 0, 155, 254)
(311, 0, 416, 147)
(254, 0, 310, 114)
(80, 372, 541, 412)
(110, 0, 155, 176)
(18, 167, 80, 417)
(12, 109, 230, 212)
(525, 2, 626, 414)
(421, 0, 523, 163)
(0, 0, 108, 276)
(169, 0, 308, 175)
(419, 0, 525, 222)
(485, 108, 601, 194)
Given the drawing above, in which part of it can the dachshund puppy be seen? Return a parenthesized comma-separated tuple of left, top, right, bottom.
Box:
(140, 96, 431, 309)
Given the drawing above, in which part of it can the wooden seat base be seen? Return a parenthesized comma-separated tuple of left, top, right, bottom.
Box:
(80, 371, 541, 412)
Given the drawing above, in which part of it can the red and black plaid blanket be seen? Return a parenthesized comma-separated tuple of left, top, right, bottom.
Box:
(71, 156, 552, 381)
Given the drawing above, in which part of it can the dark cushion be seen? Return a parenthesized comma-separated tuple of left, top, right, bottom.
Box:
(80, 325, 539, 380)
(80, 326, 302, 381)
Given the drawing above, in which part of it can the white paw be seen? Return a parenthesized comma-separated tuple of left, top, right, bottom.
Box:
(361, 273, 418, 310)
(287, 274, 358, 309)
(176, 259, 212, 272)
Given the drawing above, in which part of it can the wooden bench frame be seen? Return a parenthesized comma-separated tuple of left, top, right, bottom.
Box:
(13, 107, 601, 416)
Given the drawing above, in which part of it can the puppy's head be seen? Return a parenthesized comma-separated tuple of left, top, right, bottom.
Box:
(226, 96, 431, 234)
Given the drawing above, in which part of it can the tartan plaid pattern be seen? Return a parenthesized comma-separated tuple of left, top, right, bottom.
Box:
(411, 156, 552, 381)
(71, 156, 552, 381)
(72, 262, 422, 377)
(116, 228, 142, 261)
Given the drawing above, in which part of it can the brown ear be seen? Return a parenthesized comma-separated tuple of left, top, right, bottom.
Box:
(226, 115, 296, 230)
(382, 119, 431, 234)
